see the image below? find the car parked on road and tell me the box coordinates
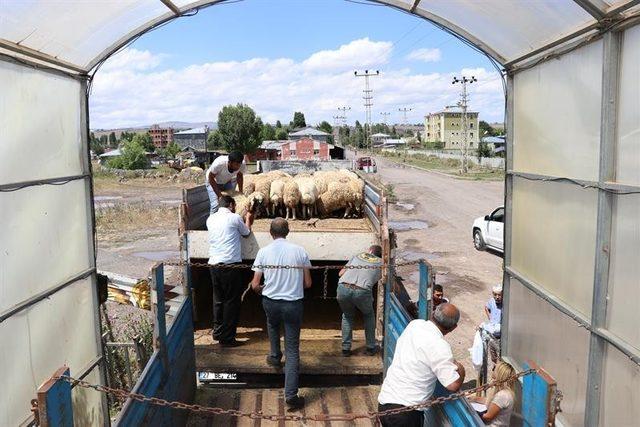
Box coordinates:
[355,156,377,173]
[473,206,504,253]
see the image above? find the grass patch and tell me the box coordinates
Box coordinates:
[96,203,178,233]
[381,151,504,181]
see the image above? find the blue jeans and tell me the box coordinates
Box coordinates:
[262,297,303,400]
[336,284,376,351]
[206,180,236,214]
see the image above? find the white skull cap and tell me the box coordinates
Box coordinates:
[492,284,503,293]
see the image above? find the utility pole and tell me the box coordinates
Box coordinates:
[398,107,413,125]
[335,106,350,146]
[379,112,391,125]
[354,70,379,151]
[451,75,477,174]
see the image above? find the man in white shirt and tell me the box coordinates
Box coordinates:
[250,218,312,411]
[207,195,254,346]
[206,151,246,214]
[378,303,466,426]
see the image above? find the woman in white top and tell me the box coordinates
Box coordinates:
[473,361,516,426]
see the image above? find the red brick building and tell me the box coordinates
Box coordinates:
[280,137,330,160]
[149,124,174,149]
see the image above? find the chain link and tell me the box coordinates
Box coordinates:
[162,259,423,270]
[57,369,536,422]
[323,267,329,299]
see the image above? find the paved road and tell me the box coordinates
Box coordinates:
[357,152,504,370]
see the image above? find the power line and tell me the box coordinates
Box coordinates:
[398,107,413,125]
[379,112,391,125]
[451,75,477,174]
[354,70,380,150]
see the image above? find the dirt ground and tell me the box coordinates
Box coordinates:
[95,158,504,375]
[359,152,504,375]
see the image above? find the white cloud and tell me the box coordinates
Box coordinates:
[302,38,392,72]
[90,44,504,129]
[99,48,166,72]
[406,48,441,62]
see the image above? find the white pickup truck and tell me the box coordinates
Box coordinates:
[472,206,504,253]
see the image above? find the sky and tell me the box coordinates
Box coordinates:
[89,0,505,129]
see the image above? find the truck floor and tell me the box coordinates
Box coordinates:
[186,384,381,426]
[194,327,383,376]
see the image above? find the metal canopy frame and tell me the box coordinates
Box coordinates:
[1,0,638,74]
[503,18,640,427]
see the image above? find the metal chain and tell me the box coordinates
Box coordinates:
[323,267,329,299]
[57,369,536,422]
[162,259,423,270]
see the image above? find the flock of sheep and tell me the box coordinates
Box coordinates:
[227,169,365,220]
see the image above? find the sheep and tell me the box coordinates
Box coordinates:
[283,180,301,220]
[251,174,279,217]
[312,171,329,195]
[347,177,365,217]
[317,181,353,218]
[239,174,258,196]
[269,178,288,217]
[294,175,318,219]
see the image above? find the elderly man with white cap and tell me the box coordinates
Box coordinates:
[483,284,503,364]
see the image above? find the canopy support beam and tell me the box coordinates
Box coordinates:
[160,0,181,15]
[573,0,608,20]
[0,38,86,74]
[410,0,421,13]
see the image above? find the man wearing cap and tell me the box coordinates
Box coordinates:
[483,284,503,363]
[336,245,383,357]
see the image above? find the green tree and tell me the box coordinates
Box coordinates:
[275,128,288,140]
[290,111,306,129]
[351,121,365,148]
[162,142,181,159]
[275,120,282,128]
[217,103,262,153]
[207,130,224,150]
[260,123,276,142]
[317,121,333,134]
[108,139,150,170]
[90,140,105,156]
[131,132,154,152]
[120,131,135,142]
[99,134,108,145]
[479,120,498,137]
[108,131,117,145]
[477,141,493,159]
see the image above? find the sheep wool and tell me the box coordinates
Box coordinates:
[283,180,301,220]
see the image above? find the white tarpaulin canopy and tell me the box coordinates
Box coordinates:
[0,0,638,71]
[0,1,638,426]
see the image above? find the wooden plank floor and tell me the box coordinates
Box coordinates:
[187,385,381,426]
[195,327,382,376]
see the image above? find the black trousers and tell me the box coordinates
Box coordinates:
[209,264,245,342]
[378,403,424,427]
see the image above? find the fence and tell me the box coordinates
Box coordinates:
[381,148,505,169]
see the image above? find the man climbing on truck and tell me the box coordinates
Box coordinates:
[378,303,466,426]
[205,151,246,214]
[207,195,254,346]
[336,245,383,357]
[250,218,312,411]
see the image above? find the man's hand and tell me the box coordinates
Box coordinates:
[454,360,466,381]
[244,211,255,229]
[251,281,263,294]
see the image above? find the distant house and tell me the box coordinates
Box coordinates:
[247,141,284,162]
[98,148,122,165]
[280,137,330,160]
[288,127,331,143]
[381,138,407,148]
[149,124,174,149]
[482,135,506,153]
[424,106,479,150]
[174,126,209,150]
[371,133,390,146]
